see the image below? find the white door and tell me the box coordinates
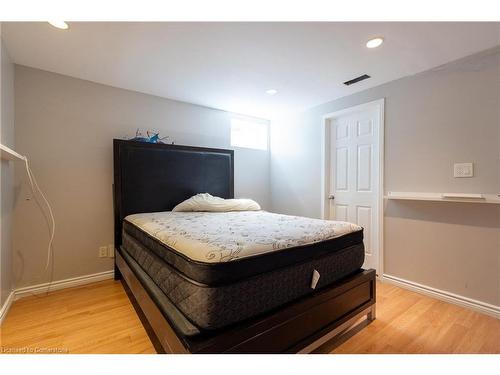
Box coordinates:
[328,104,380,273]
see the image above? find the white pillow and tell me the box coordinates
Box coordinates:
[172,193,261,212]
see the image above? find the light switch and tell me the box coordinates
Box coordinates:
[454,163,473,178]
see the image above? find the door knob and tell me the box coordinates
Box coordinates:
[328,195,335,200]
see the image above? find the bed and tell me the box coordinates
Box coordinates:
[113,139,376,353]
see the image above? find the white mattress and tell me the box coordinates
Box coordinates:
[125,211,361,264]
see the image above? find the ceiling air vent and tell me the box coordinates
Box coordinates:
[343,74,371,86]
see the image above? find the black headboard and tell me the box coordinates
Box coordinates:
[113,139,234,246]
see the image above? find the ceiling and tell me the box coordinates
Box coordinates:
[3,22,500,119]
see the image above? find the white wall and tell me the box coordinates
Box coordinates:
[13,66,270,288]
[271,47,500,307]
[0,27,15,307]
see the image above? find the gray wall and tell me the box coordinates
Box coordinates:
[271,48,500,306]
[13,66,270,288]
[0,30,15,306]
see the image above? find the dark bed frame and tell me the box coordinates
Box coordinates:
[113,139,376,353]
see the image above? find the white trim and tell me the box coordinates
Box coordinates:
[381,273,500,319]
[319,114,329,220]
[14,270,114,300]
[0,290,15,325]
[320,98,385,275]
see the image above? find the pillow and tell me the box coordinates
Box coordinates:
[172,193,261,212]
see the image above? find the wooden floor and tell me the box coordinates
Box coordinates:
[0,280,155,354]
[1,279,499,354]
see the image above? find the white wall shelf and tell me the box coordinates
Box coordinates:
[386,191,500,204]
[0,143,26,161]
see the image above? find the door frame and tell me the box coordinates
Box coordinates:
[320,98,385,275]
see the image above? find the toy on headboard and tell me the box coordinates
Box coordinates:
[130,129,173,144]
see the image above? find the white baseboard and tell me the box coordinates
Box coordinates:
[381,273,500,319]
[14,270,115,300]
[0,290,15,325]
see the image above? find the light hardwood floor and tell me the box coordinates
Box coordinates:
[0,280,155,354]
[1,280,499,354]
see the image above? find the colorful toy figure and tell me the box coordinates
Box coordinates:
[131,129,172,144]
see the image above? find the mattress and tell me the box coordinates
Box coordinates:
[124,211,363,285]
[121,211,365,331]
[122,232,364,331]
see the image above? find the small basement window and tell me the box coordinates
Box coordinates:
[230,119,268,150]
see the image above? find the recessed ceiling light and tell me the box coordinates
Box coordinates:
[48,21,69,30]
[265,89,278,95]
[366,37,384,49]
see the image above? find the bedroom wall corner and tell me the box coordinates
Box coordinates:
[270,111,322,219]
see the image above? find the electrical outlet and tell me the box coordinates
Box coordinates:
[454,163,473,178]
[107,244,115,258]
[98,246,108,258]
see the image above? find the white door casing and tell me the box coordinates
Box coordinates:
[322,100,383,274]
